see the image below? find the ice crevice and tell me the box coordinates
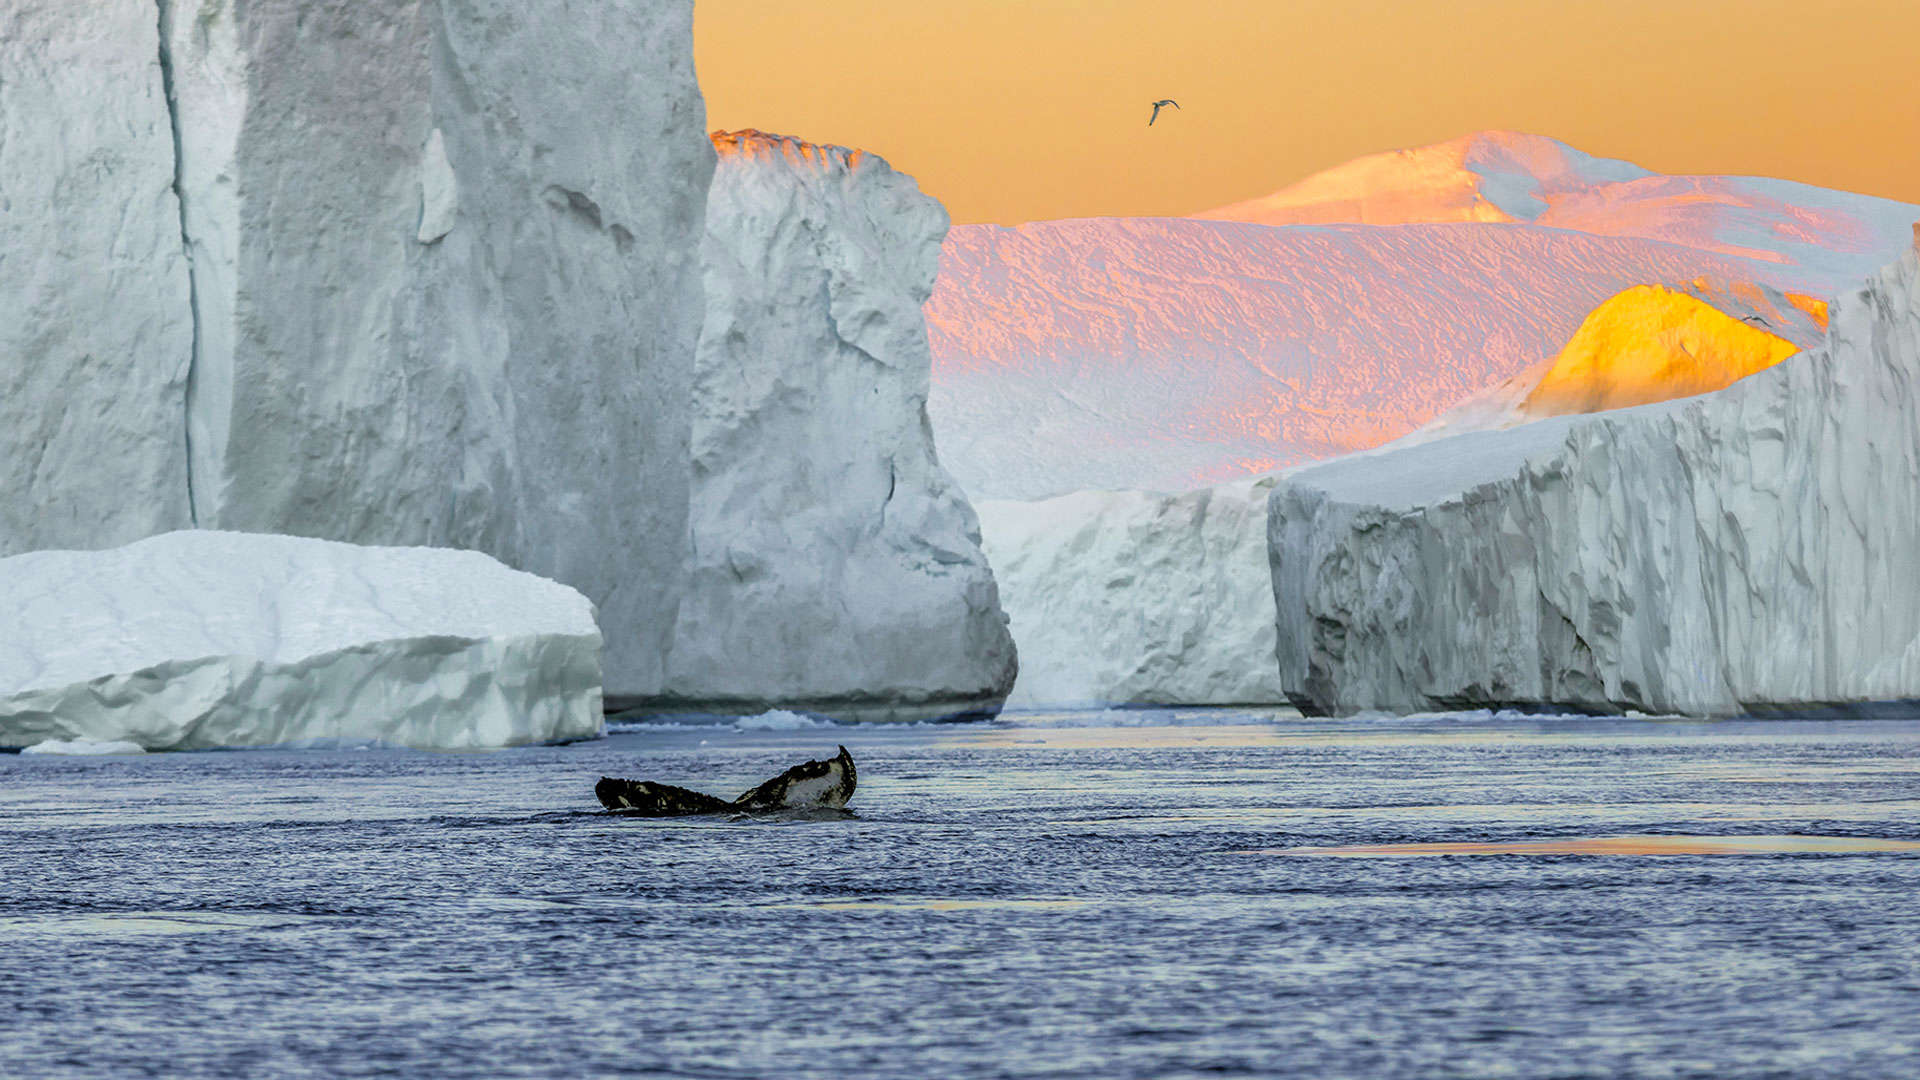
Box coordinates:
[153,0,199,527]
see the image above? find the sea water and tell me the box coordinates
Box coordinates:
[5,711,1920,1079]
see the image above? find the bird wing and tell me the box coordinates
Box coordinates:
[1148,102,1162,125]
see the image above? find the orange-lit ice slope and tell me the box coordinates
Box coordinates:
[928,132,1916,499]
[1518,286,1799,416]
[1196,132,1920,285]
[928,221,1820,499]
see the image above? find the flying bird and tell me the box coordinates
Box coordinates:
[1148,99,1180,126]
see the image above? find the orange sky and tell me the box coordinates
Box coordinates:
[696,0,1920,225]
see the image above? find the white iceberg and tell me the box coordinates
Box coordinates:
[1268,250,1920,716]
[979,282,1832,711]
[0,532,602,751]
[660,131,1016,722]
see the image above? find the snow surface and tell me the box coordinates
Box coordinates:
[979,479,1280,708]
[0,0,193,554]
[928,219,1828,501]
[0,532,602,751]
[6,0,714,698]
[1268,252,1920,716]
[1196,132,1920,285]
[1195,131,1653,226]
[660,132,1016,721]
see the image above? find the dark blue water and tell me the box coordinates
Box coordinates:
[6,711,1920,1079]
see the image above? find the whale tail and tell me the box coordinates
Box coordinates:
[596,746,857,816]
[594,776,735,816]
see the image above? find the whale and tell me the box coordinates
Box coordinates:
[596,745,857,816]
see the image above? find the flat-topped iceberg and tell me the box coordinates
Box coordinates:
[0,532,602,751]
[1269,251,1920,716]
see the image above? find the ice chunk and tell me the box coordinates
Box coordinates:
[731,710,834,731]
[0,532,602,751]
[416,128,458,244]
[21,740,146,756]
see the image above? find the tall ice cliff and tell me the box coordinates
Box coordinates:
[657,131,1016,720]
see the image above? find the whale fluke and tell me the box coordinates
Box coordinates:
[596,745,857,816]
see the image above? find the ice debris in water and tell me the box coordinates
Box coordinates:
[22,739,146,756]
[732,709,836,731]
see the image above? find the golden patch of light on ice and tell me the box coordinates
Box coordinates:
[1519,284,1799,416]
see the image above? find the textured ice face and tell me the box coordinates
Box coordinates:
[0,0,193,555]
[1269,253,1920,716]
[979,479,1282,708]
[661,131,1016,720]
[162,0,711,698]
[0,532,602,751]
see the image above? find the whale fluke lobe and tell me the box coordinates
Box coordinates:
[596,746,857,817]
[734,745,857,813]
[594,777,736,816]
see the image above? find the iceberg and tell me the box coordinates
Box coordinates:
[1268,250,1920,716]
[0,532,602,751]
[981,279,1842,710]
[658,132,1016,722]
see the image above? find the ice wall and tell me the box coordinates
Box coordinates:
[1269,253,1920,716]
[658,132,1016,720]
[0,532,601,751]
[980,480,1281,708]
[2,1,713,697]
[0,0,194,553]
